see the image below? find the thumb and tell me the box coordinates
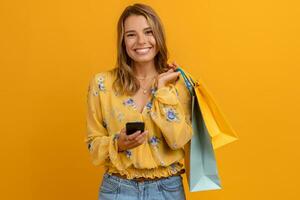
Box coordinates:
[120,127,126,134]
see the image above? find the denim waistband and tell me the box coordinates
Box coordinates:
[103,172,182,187]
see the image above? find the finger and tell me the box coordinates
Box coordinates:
[120,127,126,134]
[168,62,176,68]
[126,137,145,149]
[166,71,180,78]
[158,69,172,78]
[167,63,173,68]
[163,72,181,83]
[133,130,148,142]
[127,130,142,141]
[166,68,174,73]
[173,61,179,70]
[137,134,147,144]
[130,136,147,148]
[170,61,176,68]
[126,131,147,147]
[133,138,147,147]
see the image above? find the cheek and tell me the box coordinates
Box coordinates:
[149,36,157,48]
[150,37,157,51]
[151,37,156,44]
[124,39,134,52]
[124,40,132,54]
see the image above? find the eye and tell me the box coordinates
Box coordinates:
[126,33,135,37]
[145,30,153,35]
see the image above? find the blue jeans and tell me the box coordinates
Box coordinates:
[99,173,186,200]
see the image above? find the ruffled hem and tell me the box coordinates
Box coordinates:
[106,162,185,179]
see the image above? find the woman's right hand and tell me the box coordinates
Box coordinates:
[117,128,148,152]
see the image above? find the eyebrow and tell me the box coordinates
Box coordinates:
[125,27,152,34]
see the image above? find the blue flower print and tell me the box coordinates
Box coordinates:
[151,87,157,95]
[123,98,134,105]
[149,136,160,147]
[163,107,180,122]
[97,76,105,91]
[124,150,132,158]
[123,98,137,110]
[145,101,153,110]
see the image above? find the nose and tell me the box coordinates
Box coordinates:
[137,34,146,44]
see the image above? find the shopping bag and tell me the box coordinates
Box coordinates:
[176,67,238,192]
[177,67,239,148]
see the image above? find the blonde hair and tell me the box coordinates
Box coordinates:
[112,3,169,96]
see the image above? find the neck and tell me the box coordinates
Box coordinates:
[132,60,158,78]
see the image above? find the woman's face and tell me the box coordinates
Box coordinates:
[123,15,158,65]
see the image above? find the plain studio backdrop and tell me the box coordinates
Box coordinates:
[0,0,299,199]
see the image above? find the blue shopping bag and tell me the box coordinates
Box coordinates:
[176,67,238,192]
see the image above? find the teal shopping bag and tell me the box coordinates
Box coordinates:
[177,67,222,192]
[188,94,222,191]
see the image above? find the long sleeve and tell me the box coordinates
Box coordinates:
[85,75,127,170]
[150,83,193,150]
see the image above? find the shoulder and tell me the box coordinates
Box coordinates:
[93,69,114,82]
[90,69,116,91]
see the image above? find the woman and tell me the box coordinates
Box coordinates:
[86,3,192,200]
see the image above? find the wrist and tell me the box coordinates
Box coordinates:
[116,140,124,152]
[118,146,125,152]
[157,81,166,89]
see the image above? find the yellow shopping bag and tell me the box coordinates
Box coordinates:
[178,67,239,149]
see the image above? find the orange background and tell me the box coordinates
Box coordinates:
[1,0,300,199]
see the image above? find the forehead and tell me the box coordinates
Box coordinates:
[124,15,151,31]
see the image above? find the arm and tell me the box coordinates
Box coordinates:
[85,75,127,170]
[150,83,193,150]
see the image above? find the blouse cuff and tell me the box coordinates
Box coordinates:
[153,85,179,105]
[109,134,127,171]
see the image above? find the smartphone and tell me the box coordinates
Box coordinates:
[126,122,145,135]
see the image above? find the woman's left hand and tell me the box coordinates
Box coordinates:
[167,61,180,71]
[157,61,180,88]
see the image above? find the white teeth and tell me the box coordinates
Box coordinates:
[135,48,151,55]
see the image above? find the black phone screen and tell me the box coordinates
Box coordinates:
[126,122,145,135]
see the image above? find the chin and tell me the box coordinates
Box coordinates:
[134,57,155,63]
[129,53,157,64]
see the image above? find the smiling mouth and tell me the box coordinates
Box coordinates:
[134,47,152,55]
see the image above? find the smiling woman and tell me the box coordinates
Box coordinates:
[85,3,192,200]
[123,15,158,63]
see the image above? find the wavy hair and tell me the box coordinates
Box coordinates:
[112,3,169,96]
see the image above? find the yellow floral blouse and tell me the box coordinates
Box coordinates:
[85,69,193,179]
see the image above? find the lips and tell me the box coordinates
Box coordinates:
[134,47,152,55]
